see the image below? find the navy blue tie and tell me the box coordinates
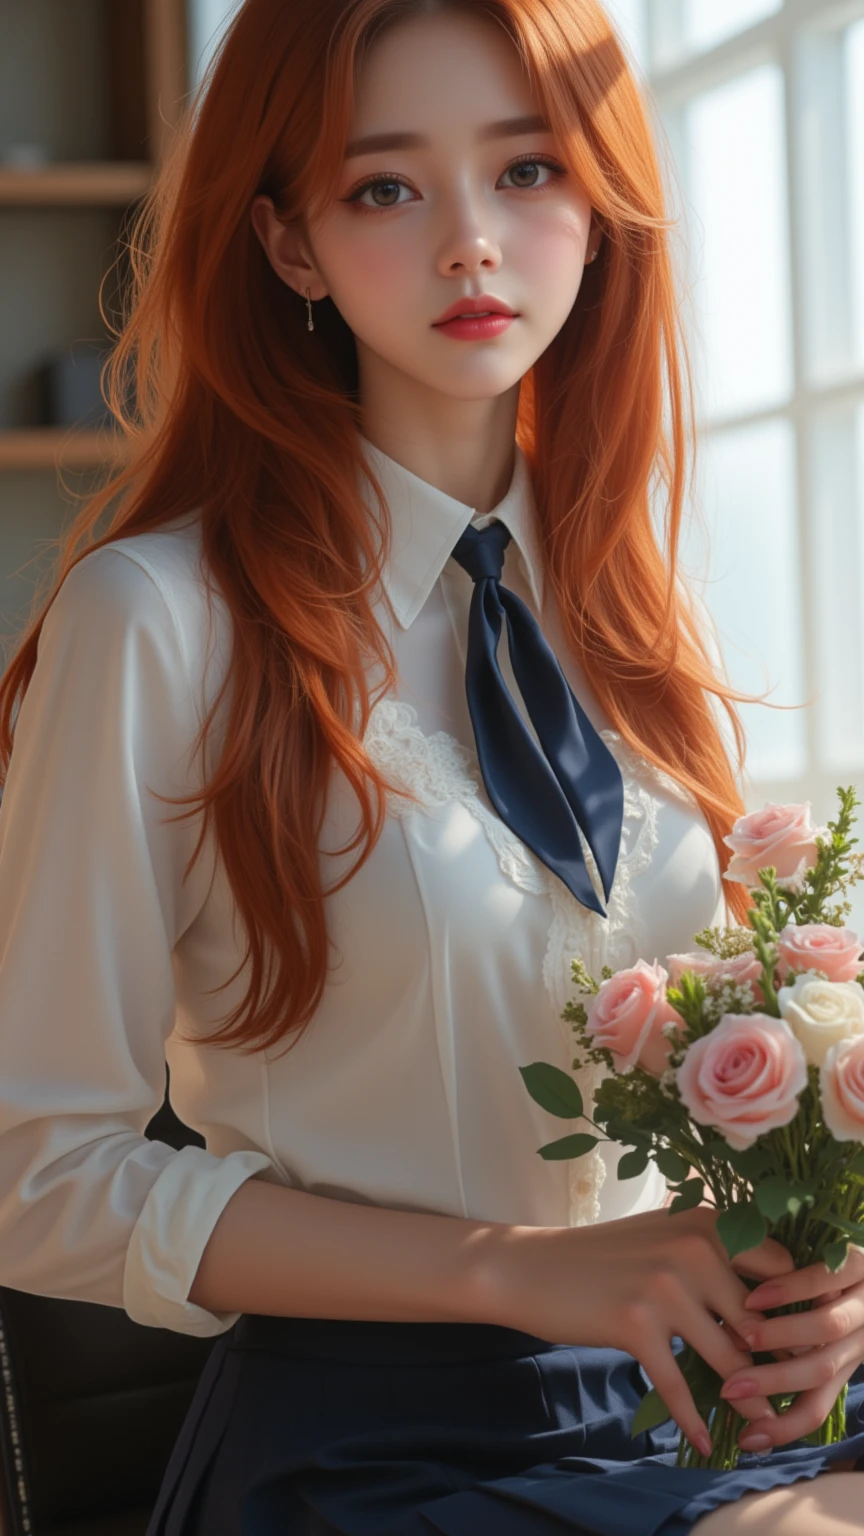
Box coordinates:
[450,519,624,918]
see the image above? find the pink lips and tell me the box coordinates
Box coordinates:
[432,296,516,326]
[434,314,515,339]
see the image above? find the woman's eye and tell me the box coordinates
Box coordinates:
[347,177,408,211]
[344,156,566,212]
[503,158,566,191]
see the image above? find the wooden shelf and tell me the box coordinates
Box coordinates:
[0,429,128,470]
[0,162,152,207]
[0,1,187,479]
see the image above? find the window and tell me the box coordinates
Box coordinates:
[607,0,864,932]
[188,0,240,85]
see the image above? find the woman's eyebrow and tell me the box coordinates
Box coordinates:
[344,113,551,159]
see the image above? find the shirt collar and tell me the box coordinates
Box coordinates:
[357,433,545,629]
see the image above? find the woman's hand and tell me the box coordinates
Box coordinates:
[487,1206,796,1456]
[719,1245,864,1451]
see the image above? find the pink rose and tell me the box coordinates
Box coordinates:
[666,948,765,1004]
[585,958,684,1076]
[675,1013,808,1150]
[820,1035,864,1142]
[666,952,721,986]
[722,802,826,892]
[776,923,863,986]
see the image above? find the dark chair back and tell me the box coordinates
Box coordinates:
[0,1074,219,1535]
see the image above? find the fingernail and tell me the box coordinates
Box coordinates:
[739,1432,772,1451]
[748,1286,781,1308]
[697,1428,713,1457]
[737,1326,757,1347]
[720,1378,758,1400]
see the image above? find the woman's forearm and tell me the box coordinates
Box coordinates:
[187,1174,528,1324]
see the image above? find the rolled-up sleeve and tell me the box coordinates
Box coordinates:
[0,546,277,1335]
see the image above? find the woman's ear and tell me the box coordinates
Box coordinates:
[250,195,326,301]
[587,215,603,260]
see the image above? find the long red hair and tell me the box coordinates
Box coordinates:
[0,0,784,1057]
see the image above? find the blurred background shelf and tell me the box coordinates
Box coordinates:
[0,162,152,206]
[0,429,126,470]
[0,0,188,645]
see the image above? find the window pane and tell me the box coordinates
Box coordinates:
[188,0,241,87]
[676,66,793,422]
[679,419,805,783]
[652,0,783,70]
[683,0,783,54]
[798,16,864,386]
[808,405,864,771]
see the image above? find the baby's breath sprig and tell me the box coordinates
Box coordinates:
[691,925,756,960]
[780,968,830,988]
[562,958,620,1070]
[568,957,599,995]
[699,977,758,1028]
[562,994,616,1073]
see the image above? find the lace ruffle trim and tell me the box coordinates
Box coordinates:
[364,697,683,1226]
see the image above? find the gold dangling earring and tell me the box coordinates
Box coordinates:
[305,287,314,331]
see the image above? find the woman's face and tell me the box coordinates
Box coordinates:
[253,8,599,418]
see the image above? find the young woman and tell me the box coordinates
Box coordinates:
[0,1,862,1532]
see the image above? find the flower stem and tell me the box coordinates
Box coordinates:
[676,1384,848,1471]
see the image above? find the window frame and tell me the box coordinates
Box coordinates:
[636,0,864,809]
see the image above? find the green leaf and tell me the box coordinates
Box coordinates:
[611,1125,652,1149]
[753,1177,816,1224]
[669,1178,705,1213]
[618,1146,650,1180]
[847,1150,864,1179]
[630,1386,673,1438]
[710,1141,775,1181]
[822,1213,864,1243]
[655,1148,690,1183]
[824,1239,850,1273]
[519,1063,584,1120]
[537,1133,599,1161]
[716,1203,769,1260]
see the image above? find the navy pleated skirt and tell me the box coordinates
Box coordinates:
[146,1313,864,1536]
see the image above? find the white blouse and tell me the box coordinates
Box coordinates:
[0,434,730,1338]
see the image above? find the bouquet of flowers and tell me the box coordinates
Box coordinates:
[520,788,864,1469]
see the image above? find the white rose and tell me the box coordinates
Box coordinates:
[777,973,864,1067]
